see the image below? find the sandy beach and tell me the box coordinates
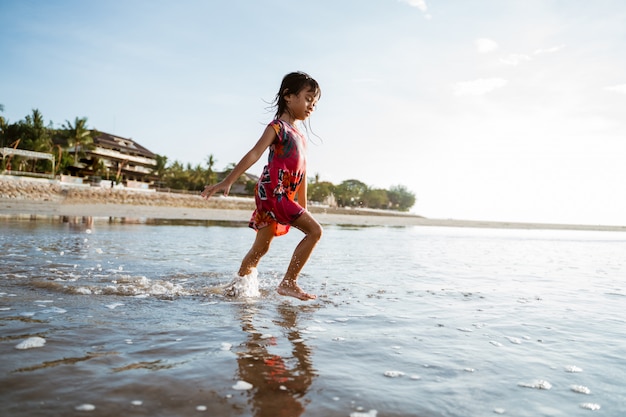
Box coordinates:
[1,175,625,231]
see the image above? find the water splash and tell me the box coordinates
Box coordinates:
[222,268,260,298]
[70,275,191,297]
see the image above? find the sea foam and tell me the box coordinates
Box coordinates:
[518,380,552,390]
[571,385,591,394]
[232,380,253,390]
[350,410,377,417]
[580,403,601,410]
[15,337,46,349]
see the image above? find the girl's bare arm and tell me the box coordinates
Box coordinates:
[201,125,276,199]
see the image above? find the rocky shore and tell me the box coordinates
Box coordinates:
[0,176,255,210]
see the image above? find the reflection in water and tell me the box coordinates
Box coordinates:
[236,303,317,417]
[62,215,94,230]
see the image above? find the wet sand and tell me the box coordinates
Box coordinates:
[2,199,625,231]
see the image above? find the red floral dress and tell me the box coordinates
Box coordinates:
[249,119,307,236]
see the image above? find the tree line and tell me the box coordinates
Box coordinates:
[0,108,92,176]
[1,107,416,211]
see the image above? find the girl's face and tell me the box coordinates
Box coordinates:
[285,87,319,121]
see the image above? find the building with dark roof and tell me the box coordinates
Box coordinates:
[68,131,157,187]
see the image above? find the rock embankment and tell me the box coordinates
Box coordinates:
[0,177,256,210]
[0,178,64,202]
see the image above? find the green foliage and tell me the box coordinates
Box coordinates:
[1,120,21,149]
[1,109,55,173]
[308,180,335,203]
[362,188,389,209]
[58,117,96,166]
[0,104,6,141]
[54,146,74,174]
[387,185,416,212]
[205,154,217,185]
[156,155,230,192]
[333,179,368,207]
[308,178,416,211]
[154,154,169,179]
[1,105,14,171]
[22,109,53,153]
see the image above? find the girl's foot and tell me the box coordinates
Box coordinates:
[277,281,317,301]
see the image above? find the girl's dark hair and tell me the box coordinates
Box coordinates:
[273,71,321,119]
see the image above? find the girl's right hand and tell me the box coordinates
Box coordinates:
[201,124,277,200]
[201,182,231,199]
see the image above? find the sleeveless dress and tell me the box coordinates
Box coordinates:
[249,119,307,236]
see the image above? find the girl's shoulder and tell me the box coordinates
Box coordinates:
[269,118,283,126]
[268,119,294,141]
[267,119,282,141]
[269,118,291,130]
[269,119,302,138]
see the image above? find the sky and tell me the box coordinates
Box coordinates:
[1,0,626,226]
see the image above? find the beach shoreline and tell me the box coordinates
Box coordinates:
[3,199,626,232]
[1,176,625,231]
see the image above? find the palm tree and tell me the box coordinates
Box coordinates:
[53,143,73,174]
[189,163,206,191]
[62,117,95,164]
[205,154,217,185]
[33,112,53,153]
[18,109,54,172]
[166,160,188,189]
[0,104,7,148]
[154,154,168,177]
[153,154,168,188]
[20,109,52,151]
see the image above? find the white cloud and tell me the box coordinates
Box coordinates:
[399,0,428,12]
[500,53,532,66]
[453,78,508,96]
[533,45,565,55]
[475,38,498,54]
[497,45,562,67]
[604,84,626,94]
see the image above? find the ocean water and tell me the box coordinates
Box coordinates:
[1,217,625,417]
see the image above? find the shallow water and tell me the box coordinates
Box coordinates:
[1,218,625,416]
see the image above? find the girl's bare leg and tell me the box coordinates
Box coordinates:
[238,225,275,276]
[277,212,323,301]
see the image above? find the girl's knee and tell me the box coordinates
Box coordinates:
[294,213,322,241]
[309,223,323,242]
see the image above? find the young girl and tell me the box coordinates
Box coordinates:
[201,72,322,301]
